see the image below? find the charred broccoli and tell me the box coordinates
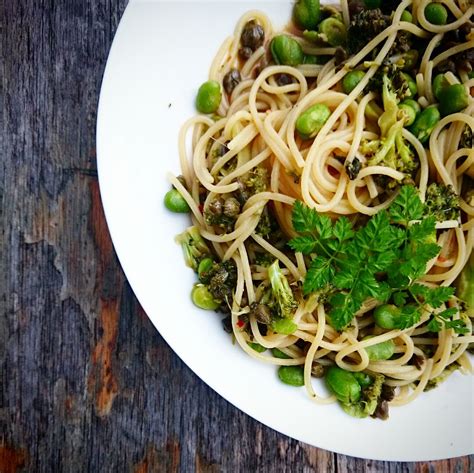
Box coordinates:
[360,74,418,177]
[205,260,238,303]
[425,183,460,221]
[347,8,412,58]
[268,260,298,319]
[175,226,211,271]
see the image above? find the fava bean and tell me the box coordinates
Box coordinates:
[325,366,361,404]
[409,105,440,143]
[424,3,448,25]
[271,35,304,66]
[272,348,291,359]
[432,73,449,100]
[248,342,266,353]
[296,103,331,139]
[400,10,413,23]
[373,304,400,329]
[191,284,220,310]
[399,98,420,126]
[342,70,365,94]
[164,189,190,213]
[402,72,417,97]
[438,84,469,116]
[196,80,222,114]
[278,365,305,386]
[364,337,396,361]
[318,17,347,47]
[198,257,214,282]
[292,0,321,30]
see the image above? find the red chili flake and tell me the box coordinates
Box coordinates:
[198,204,204,214]
[236,319,245,328]
[438,255,447,263]
[328,165,339,177]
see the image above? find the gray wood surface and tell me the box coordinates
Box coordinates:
[1,1,472,472]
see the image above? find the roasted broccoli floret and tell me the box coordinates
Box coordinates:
[267,260,298,319]
[361,75,418,177]
[347,9,411,58]
[368,63,413,102]
[236,166,269,204]
[459,125,472,150]
[175,226,211,271]
[425,183,460,221]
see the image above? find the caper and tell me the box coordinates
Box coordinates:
[270,35,304,66]
[250,302,272,325]
[311,362,325,378]
[292,0,321,30]
[424,3,448,25]
[276,73,295,86]
[342,70,365,94]
[208,198,224,215]
[196,80,222,114]
[164,189,190,213]
[278,366,305,386]
[191,284,220,310]
[318,17,347,47]
[223,69,242,95]
[223,197,241,217]
[438,84,469,116]
[295,103,331,139]
[325,366,361,404]
[239,46,253,60]
[241,20,265,51]
[409,105,441,143]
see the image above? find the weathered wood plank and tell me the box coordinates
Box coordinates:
[1,1,472,472]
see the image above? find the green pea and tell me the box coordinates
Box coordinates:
[198,257,214,281]
[342,70,365,94]
[303,54,327,65]
[318,17,347,47]
[363,337,396,361]
[438,84,469,116]
[424,2,448,25]
[196,80,222,114]
[325,366,361,404]
[373,304,400,329]
[409,105,441,143]
[272,347,291,359]
[296,103,331,139]
[400,10,413,23]
[248,342,266,353]
[399,99,420,126]
[164,189,190,213]
[402,72,417,97]
[278,366,305,386]
[432,73,450,100]
[292,0,321,30]
[191,284,220,310]
[270,35,304,66]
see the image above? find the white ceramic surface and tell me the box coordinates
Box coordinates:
[97,0,474,460]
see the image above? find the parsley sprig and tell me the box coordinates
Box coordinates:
[289,186,466,333]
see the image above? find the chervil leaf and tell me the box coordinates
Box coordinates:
[389,185,424,225]
[437,307,458,320]
[411,285,454,308]
[328,292,361,331]
[333,271,354,289]
[355,211,395,252]
[292,201,333,239]
[393,291,408,306]
[402,243,440,279]
[427,317,442,332]
[288,236,317,254]
[333,217,354,243]
[408,216,436,243]
[394,305,421,329]
[428,308,468,334]
[303,256,335,294]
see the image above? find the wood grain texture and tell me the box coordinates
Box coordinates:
[1,1,472,472]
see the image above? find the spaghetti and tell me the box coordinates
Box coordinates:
[169,0,474,418]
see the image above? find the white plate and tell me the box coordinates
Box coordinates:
[97,0,474,461]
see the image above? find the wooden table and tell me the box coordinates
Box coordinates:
[2,1,472,472]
